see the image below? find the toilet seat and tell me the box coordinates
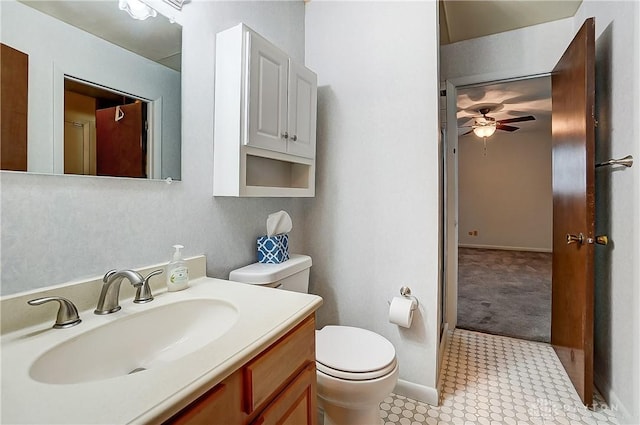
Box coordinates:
[316,326,397,381]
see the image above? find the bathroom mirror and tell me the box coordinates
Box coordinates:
[0,0,182,180]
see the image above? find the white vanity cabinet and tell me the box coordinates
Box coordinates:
[214,23,317,197]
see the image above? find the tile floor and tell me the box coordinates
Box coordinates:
[379,329,619,425]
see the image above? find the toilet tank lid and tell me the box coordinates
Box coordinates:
[228,254,312,285]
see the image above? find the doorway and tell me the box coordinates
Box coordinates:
[63,77,151,178]
[450,75,553,342]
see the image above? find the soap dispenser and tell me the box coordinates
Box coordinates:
[166,244,189,291]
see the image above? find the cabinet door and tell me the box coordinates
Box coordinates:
[246,32,289,154]
[286,60,317,159]
[243,316,316,415]
[251,362,317,425]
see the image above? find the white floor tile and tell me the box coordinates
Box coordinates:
[379,329,619,425]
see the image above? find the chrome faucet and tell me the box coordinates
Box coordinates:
[95,269,163,315]
[27,296,82,329]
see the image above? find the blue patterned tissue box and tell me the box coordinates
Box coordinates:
[257,234,289,264]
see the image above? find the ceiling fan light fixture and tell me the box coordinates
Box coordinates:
[473,119,497,138]
[119,0,157,20]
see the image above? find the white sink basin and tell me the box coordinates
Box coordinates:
[29,299,238,384]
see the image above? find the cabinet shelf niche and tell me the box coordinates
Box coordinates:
[240,147,315,197]
[246,155,311,189]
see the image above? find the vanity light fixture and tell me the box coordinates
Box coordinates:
[163,0,185,10]
[119,0,157,20]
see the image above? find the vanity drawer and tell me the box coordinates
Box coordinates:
[167,370,242,425]
[243,315,315,415]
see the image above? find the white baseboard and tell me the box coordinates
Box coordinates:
[394,324,449,407]
[594,371,635,424]
[458,243,552,253]
[393,379,439,406]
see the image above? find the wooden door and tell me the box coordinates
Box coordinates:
[96,102,145,178]
[246,31,288,154]
[551,17,595,406]
[286,60,317,159]
[1,43,28,171]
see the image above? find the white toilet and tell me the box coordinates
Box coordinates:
[229,254,399,425]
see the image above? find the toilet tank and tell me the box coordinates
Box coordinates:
[228,254,312,293]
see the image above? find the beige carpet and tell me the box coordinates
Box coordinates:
[457,247,551,342]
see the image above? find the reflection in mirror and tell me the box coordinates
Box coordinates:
[0,0,182,180]
[64,78,153,178]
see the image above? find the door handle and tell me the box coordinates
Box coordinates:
[566,233,585,245]
[585,235,608,245]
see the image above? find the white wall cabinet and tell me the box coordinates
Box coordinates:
[214,23,317,197]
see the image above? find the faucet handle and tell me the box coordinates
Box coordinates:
[27,296,82,329]
[134,269,163,304]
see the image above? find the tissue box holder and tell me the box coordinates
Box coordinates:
[257,234,289,264]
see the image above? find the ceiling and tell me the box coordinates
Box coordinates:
[444,1,582,138]
[457,76,551,137]
[440,0,582,45]
[19,0,182,71]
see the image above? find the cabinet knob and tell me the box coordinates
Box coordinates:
[290,135,297,142]
[281,132,289,139]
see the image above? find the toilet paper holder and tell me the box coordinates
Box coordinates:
[388,286,419,311]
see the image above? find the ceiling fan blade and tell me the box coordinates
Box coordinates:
[457,117,475,127]
[497,115,535,124]
[497,124,519,132]
[460,129,474,136]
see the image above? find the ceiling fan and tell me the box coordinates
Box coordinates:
[460,107,536,137]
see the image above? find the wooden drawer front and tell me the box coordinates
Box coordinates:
[251,362,317,425]
[166,370,242,425]
[244,316,315,415]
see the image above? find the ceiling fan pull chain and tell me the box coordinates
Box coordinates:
[483,137,488,156]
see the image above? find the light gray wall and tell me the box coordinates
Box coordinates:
[0,1,307,296]
[442,4,640,423]
[441,17,574,85]
[574,2,640,423]
[304,1,441,397]
[458,128,552,251]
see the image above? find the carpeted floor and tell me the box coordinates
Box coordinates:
[457,247,551,342]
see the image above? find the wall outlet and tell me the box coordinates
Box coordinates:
[468,230,479,236]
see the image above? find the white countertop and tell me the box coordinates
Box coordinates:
[1,276,322,424]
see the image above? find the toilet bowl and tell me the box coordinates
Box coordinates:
[229,255,399,425]
[316,325,399,425]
